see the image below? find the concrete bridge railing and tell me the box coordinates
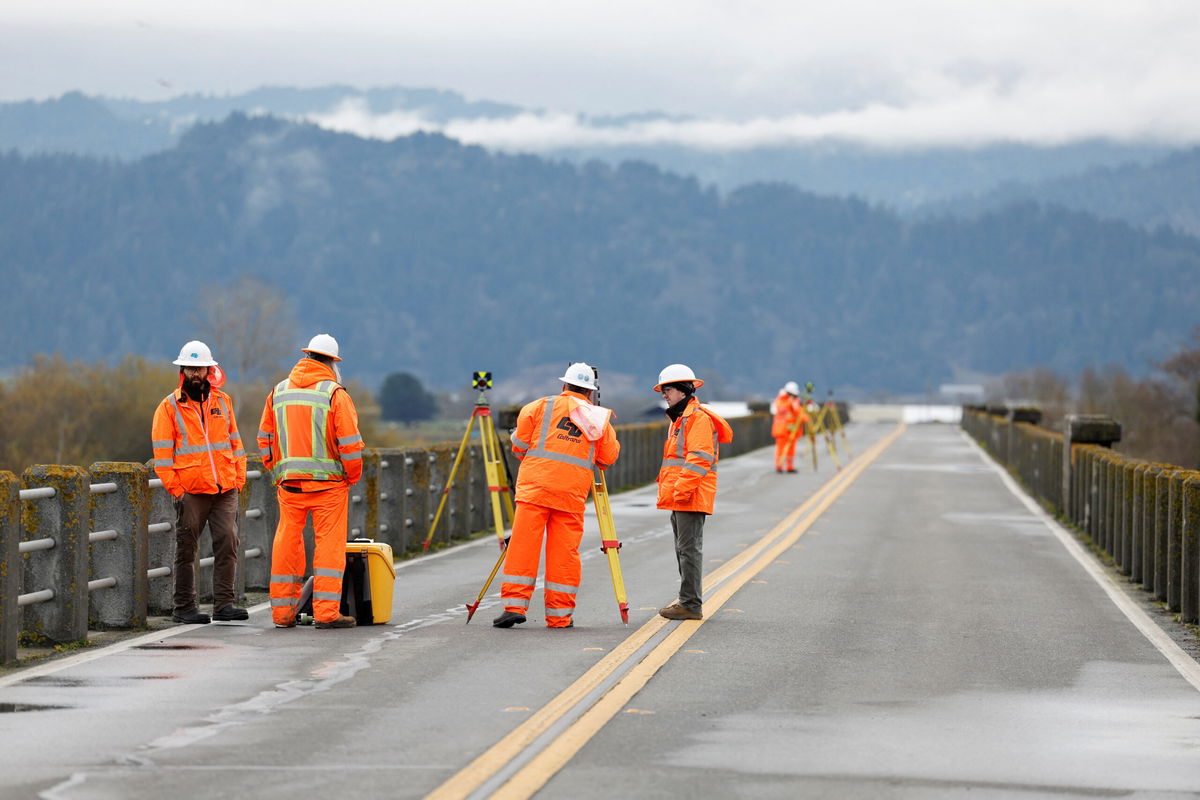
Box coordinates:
[0,412,772,663]
[962,407,1200,626]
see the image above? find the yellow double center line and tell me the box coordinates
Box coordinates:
[429,423,906,800]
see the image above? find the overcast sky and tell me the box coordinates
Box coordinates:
[3,1,1199,151]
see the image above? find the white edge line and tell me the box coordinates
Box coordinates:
[961,429,1200,693]
[0,532,502,688]
[0,621,201,688]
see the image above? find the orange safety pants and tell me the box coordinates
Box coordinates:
[774,433,800,471]
[500,501,583,628]
[270,484,349,625]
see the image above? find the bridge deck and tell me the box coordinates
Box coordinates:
[2,423,1198,798]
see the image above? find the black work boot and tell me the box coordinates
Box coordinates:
[213,605,249,621]
[492,611,527,628]
[171,608,211,624]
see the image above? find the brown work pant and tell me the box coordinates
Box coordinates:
[174,489,240,613]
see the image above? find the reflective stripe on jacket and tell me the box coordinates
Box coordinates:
[257,358,365,488]
[151,384,247,497]
[511,390,620,513]
[656,397,734,514]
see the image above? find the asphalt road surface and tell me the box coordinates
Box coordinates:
[2,422,1198,799]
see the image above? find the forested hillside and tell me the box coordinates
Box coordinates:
[927,147,1200,237]
[1,113,1197,398]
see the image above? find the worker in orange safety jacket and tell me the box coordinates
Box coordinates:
[151,340,248,625]
[770,380,809,473]
[494,362,620,629]
[257,334,365,630]
[653,364,733,621]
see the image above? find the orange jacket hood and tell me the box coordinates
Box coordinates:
[286,357,338,389]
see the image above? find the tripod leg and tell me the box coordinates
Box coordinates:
[479,412,510,547]
[593,470,629,624]
[423,412,477,551]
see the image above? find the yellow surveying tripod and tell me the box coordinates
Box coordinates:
[424,371,515,554]
[817,393,852,461]
[801,382,841,471]
[585,365,629,624]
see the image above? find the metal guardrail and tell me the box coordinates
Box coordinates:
[961,407,1200,626]
[0,413,773,662]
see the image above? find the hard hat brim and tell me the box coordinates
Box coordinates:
[302,348,342,362]
[652,378,704,392]
[173,358,218,366]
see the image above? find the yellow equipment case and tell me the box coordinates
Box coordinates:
[343,538,395,624]
[297,538,395,625]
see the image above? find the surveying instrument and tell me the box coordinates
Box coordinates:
[423,371,515,555]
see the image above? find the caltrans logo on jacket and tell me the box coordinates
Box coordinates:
[511,391,620,513]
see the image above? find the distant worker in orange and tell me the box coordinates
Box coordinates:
[653,364,733,621]
[258,334,365,630]
[151,340,248,625]
[495,362,620,629]
[770,380,808,473]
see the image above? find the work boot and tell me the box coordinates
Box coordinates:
[658,604,702,621]
[213,605,249,621]
[171,608,211,625]
[315,614,356,629]
[492,611,527,628]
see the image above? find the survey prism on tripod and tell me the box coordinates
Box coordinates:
[422,371,515,552]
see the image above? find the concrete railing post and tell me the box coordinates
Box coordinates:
[239,463,276,591]
[1129,463,1150,584]
[22,465,90,644]
[146,482,177,614]
[1105,454,1118,560]
[1141,465,1161,593]
[1113,455,1132,575]
[406,447,432,553]
[467,442,486,535]
[1181,475,1200,624]
[348,450,380,539]
[1,471,20,664]
[87,462,150,628]
[373,450,404,552]
[1153,468,1175,602]
[1167,471,1186,612]
[1062,415,1121,525]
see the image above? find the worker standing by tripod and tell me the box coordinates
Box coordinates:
[494,363,620,630]
[770,380,808,473]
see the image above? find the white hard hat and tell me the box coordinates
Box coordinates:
[558,362,597,391]
[784,381,801,395]
[302,333,341,361]
[652,363,704,392]
[173,340,218,367]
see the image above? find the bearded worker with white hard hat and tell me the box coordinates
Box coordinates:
[151,340,248,624]
[494,362,620,629]
[652,364,733,621]
[257,334,365,629]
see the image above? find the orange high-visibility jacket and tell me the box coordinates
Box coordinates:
[257,358,365,489]
[771,392,808,439]
[152,380,247,497]
[511,390,620,513]
[656,397,734,514]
